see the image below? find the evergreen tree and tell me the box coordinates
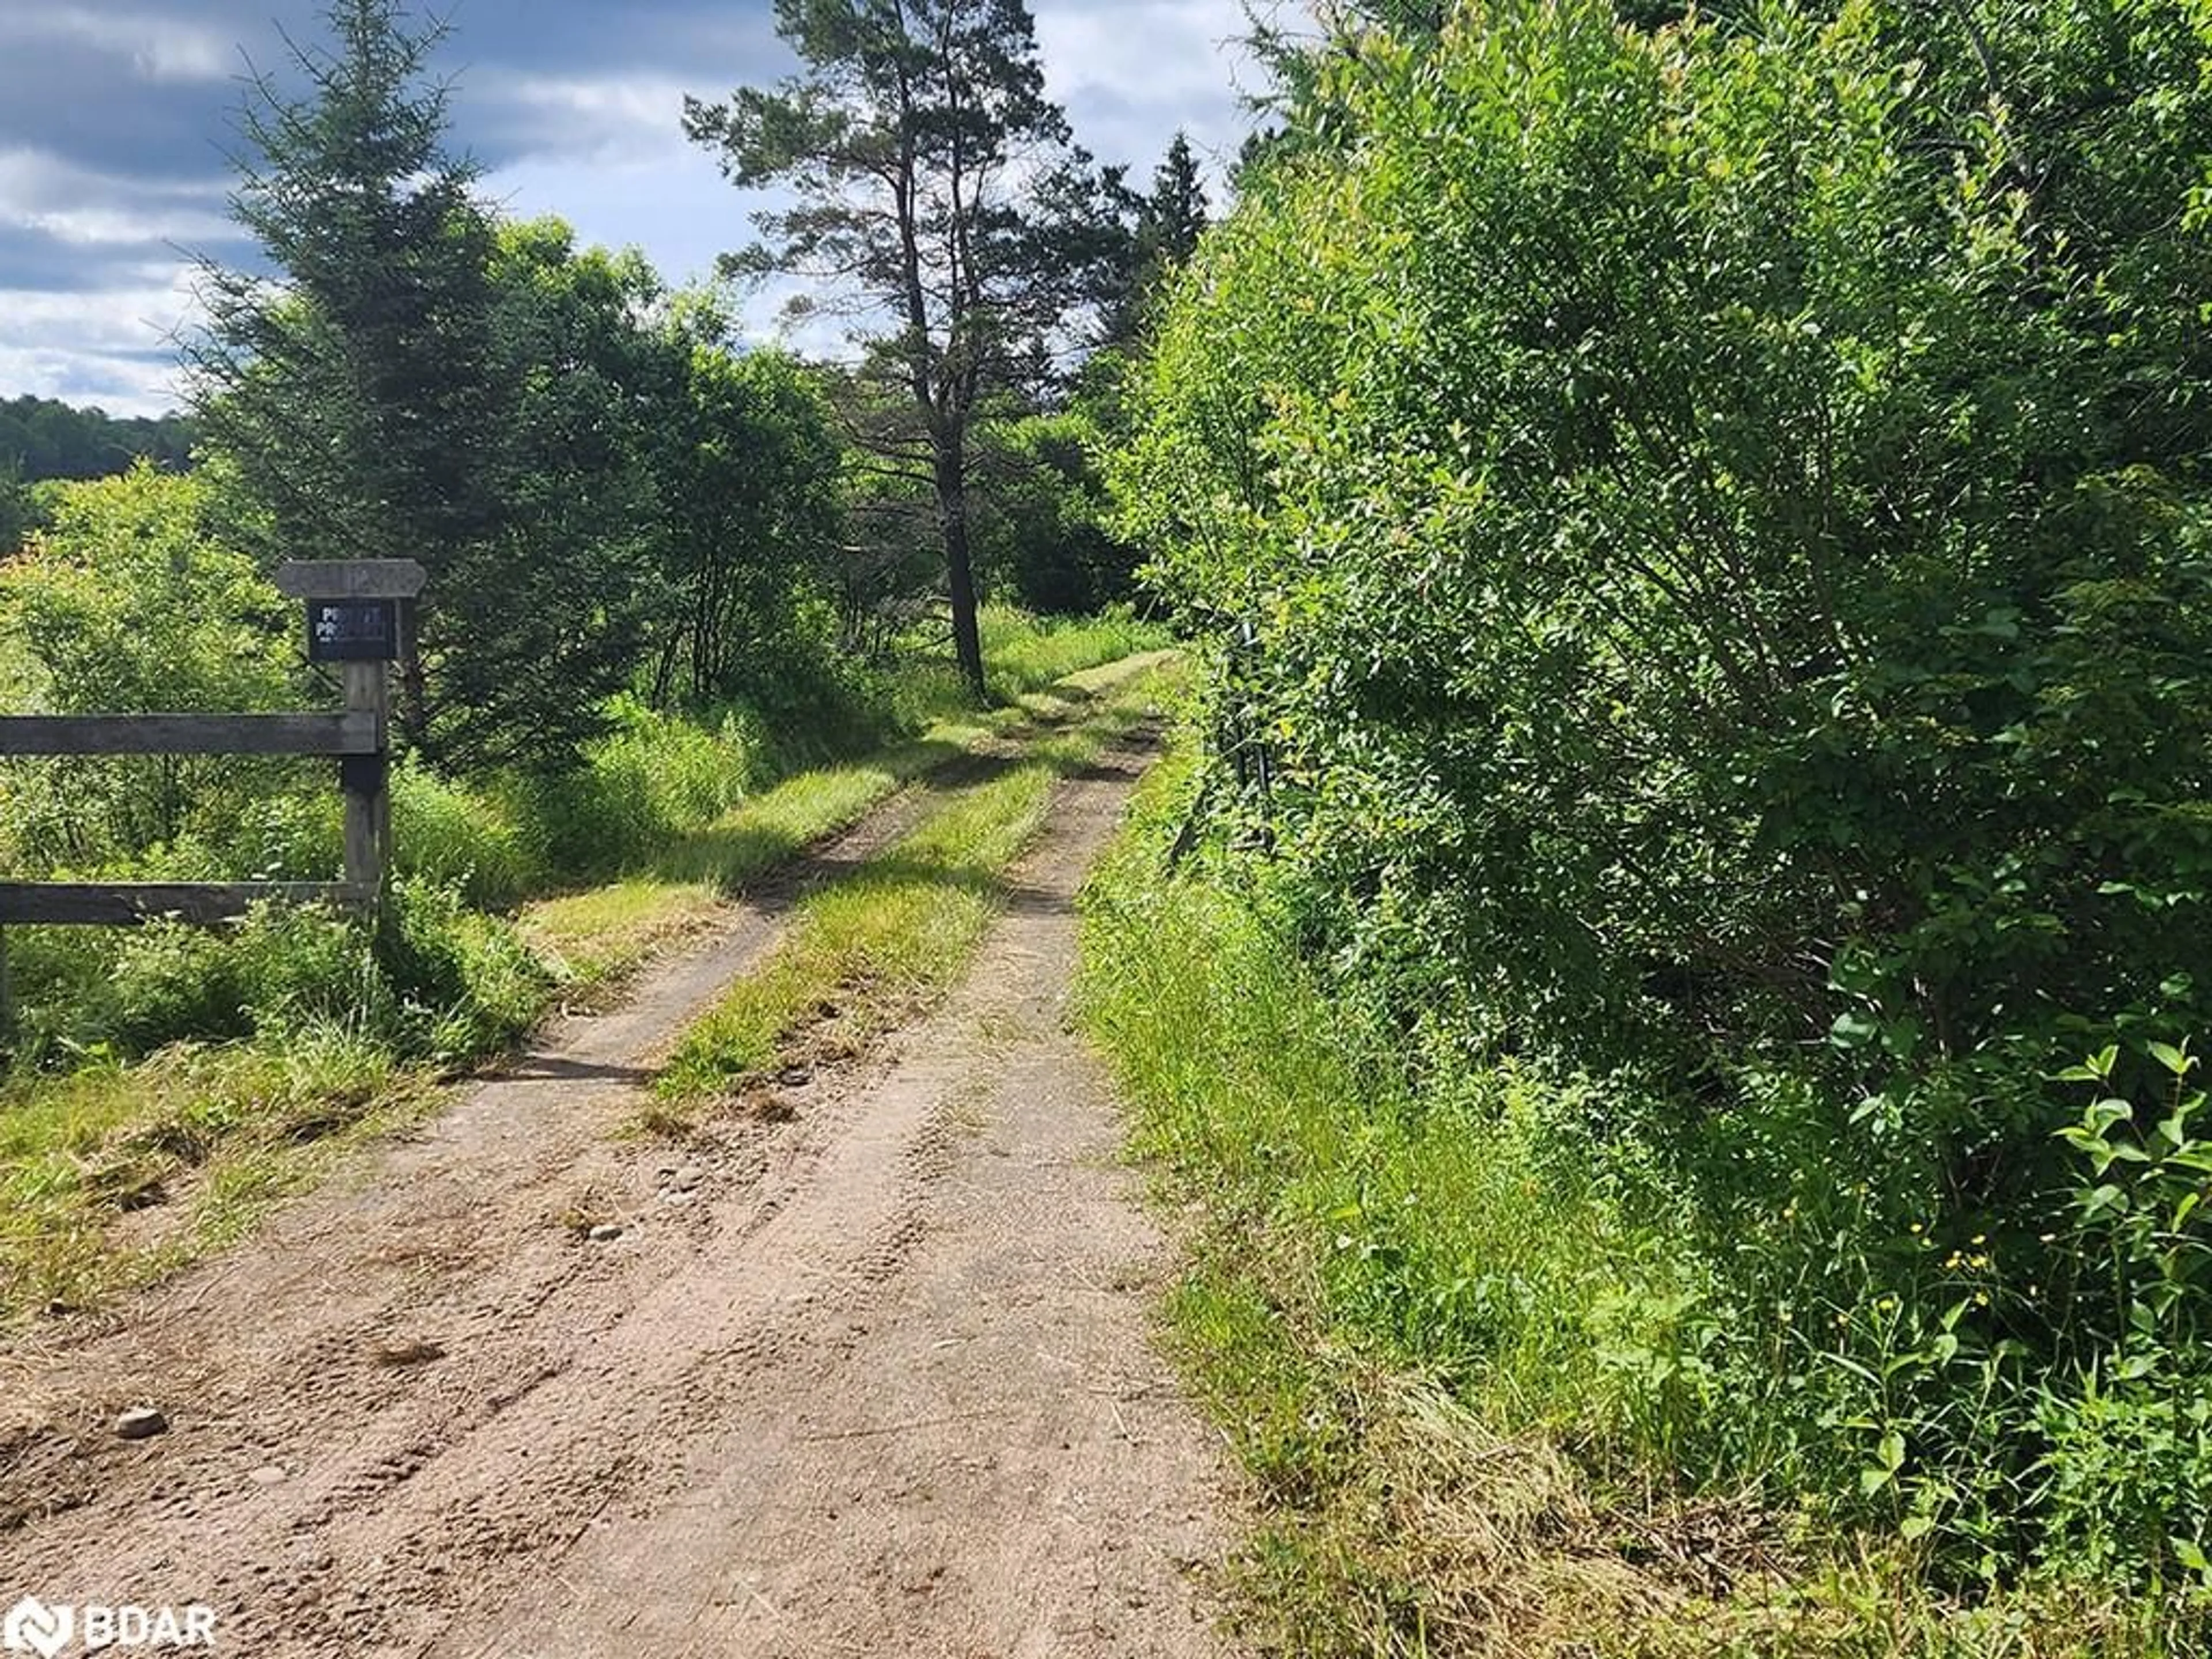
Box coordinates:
[191,0,498,584]
[684,0,1117,696]
[1101,132,1211,346]
[188,1,656,767]
[1143,133,1209,270]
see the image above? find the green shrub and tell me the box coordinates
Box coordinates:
[1113,0,2212,1601]
[391,763,545,906]
[1082,735,2203,1650]
[105,924,252,1052]
[529,695,759,877]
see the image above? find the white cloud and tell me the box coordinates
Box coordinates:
[0,8,231,83]
[0,267,200,414]
[470,69,698,165]
[1033,0,1257,176]
[0,146,226,213]
[18,202,234,249]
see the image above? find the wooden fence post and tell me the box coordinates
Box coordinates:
[279,559,423,916]
[340,659,391,900]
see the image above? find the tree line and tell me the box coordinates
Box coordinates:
[0,396,195,483]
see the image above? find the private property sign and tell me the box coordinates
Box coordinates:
[306,597,399,662]
[277,557,424,665]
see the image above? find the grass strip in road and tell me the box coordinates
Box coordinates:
[650,668,1172,1124]
[519,748,951,998]
[520,650,1179,1001]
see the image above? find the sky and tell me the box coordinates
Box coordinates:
[0,0,1263,418]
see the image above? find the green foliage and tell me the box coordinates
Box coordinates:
[0,465,34,555]
[193,0,501,607]
[527,695,762,879]
[0,465,298,866]
[1081,733,2198,1653]
[974,407,1141,614]
[6,884,541,1073]
[1116,0,2212,1604]
[1,464,290,717]
[655,340,846,706]
[1098,131,1211,349]
[193,6,710,771]
[976,603,1167,698]
[389,763,544,907]
[0,395,195,483]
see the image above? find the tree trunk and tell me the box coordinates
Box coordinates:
[935,446,986,699]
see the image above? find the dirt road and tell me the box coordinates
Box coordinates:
[0,732,1233,1657]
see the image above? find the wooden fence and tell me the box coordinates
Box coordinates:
[0,559,422,1039]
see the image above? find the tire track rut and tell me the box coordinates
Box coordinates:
[0,723,1234,1659]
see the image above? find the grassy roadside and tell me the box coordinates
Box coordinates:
[1074,732,2181,1659]
[652,660,1174,1127]
[0,645,1176,1330]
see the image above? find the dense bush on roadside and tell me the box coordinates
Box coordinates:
[1114,0,2212,1604]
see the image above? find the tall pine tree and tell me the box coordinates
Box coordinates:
[684,0,1116,696]
[191,0,498,641]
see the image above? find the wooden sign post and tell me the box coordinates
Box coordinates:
[278,560,427,908]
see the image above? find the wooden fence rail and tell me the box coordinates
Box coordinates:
[0,712,380,757]
[0,881,373,926]
[0,559,422,1045]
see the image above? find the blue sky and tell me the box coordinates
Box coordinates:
[0,1,1260,416]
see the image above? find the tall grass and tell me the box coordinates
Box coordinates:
[1,607,1171,1065]
[978,603,1168,699]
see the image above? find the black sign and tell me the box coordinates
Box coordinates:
[305,599,399,662]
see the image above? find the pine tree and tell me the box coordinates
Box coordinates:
[1143,133,1209,271]
[188,1,665,767]
[1098,132,1211,349]
[685,0,1118,697]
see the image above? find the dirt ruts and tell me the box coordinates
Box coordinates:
[0,728,1233,1658]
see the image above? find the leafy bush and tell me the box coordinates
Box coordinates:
[527,695,762,878]
[1082,739,2196,1652]
[0,464,299,870]
[1115,0,2212,1599]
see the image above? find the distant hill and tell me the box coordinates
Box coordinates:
[0,395,196,482]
